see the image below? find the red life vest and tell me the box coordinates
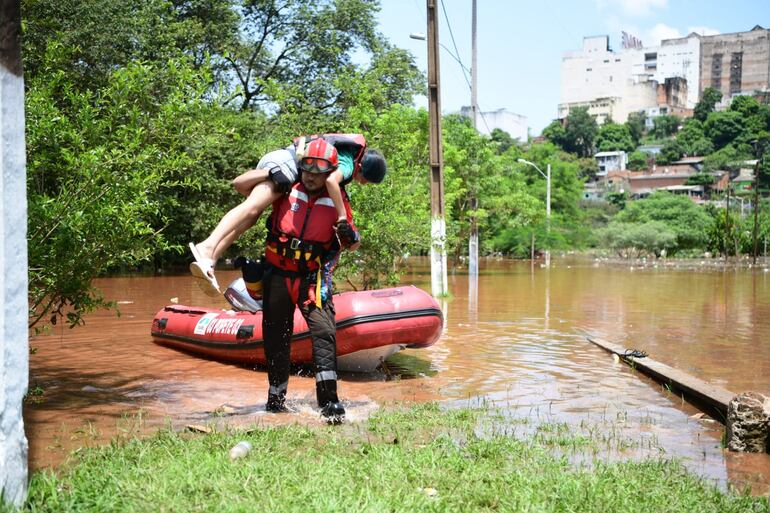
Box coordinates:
[294,133,367,185]
[264,183,341,273]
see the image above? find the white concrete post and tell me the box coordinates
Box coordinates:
[0,0,30,506]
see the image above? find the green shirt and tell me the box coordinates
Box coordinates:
[338,149,355,182]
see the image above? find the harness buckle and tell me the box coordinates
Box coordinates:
[290,238,301,250]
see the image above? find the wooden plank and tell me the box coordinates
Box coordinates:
[586,335,735,423]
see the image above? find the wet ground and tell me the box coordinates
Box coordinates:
[25,257,770,494]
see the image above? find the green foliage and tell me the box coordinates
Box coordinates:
[677,118,714,157]
[490,128,516,154]
[22,0,239,91]
[650,114,680,139]
[614,192,711,253]
[599,220,678,258]
[694,87,723,122]
[564,107,598,157]
[333,105,430,289]
[596,122,635,152]
[543,109,598,157]
[26,52,211,330]
[627,151,650,171]
[625,111,647,145]
[705,111,746,150]
[541,119,567,148]
[657,138,684,164]
[606,191,628,209]
[702,145,752,173]
[728,95,760,117]
[685,173,716,186]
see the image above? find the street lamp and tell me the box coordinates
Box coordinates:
[409,33,471,73]
[517,158,551,267]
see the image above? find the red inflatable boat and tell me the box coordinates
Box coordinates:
[151,286,443,372]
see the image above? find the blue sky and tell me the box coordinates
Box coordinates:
[376,0,769,136]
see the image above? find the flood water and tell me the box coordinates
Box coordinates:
[25,256,770,494]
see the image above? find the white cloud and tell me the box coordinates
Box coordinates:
[687,26,720,36]
[597,0,668,17]
[648,23,683,45]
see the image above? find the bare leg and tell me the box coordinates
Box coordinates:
[194,181,281,265]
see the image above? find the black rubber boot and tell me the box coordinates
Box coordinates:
[266,393,289,413]
[320,401,345,425]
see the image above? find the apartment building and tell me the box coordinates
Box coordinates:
[559,26,770,123]
[699,26,770,104]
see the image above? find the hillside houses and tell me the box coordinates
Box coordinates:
[591,153,756,204]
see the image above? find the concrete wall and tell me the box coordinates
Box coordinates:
[0,0,29,507]
[649,34,701,108]
[460,106,529,142]
[560,35,664,123]
[700,27,770,104]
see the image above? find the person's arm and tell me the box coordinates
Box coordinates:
[325,169,347,222]
[232,167,270,197]
[335,194,360,251]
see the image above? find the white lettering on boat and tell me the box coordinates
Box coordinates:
[204,317,245,336]
[194,313,219,335]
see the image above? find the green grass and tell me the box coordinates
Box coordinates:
[15,403,770,513]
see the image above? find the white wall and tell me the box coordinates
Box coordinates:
[460,106,529,142]
[1,0,30,506]
[560,33,701,120]
[649,34,701,108]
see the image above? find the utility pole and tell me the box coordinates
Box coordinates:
[751,141,763,265]
[1,0,30,506]
[427,0,448,297]
[468,0,479,278]
[725,184,731,260]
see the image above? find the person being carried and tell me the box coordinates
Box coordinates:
[259,139,358,423]
[188,134,386,297]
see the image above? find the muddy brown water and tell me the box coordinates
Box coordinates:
[26,256,770,494]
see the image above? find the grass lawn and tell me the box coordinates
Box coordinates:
[13,403,770,512]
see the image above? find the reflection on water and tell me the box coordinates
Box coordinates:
[26,257,770,494]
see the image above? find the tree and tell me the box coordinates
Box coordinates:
[705,111,746,150]
[596,122,635,152]
[22,0,423,119]
[615,192,710,253]
[490,128,516,154]
[694,87,723,122]
[542,119,568,150]
[627,150,650,171]
[729,95,761,117]
[677,119,713,156]
[650,114,680,138]
[657,139,684,164]
[22,0,239,90]
[600,221,677,258]
[625,111,647,145]
[702,144,752,173]
[26,55,212,330]
[564,107,598,157]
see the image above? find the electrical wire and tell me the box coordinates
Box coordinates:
[438,0,492,135]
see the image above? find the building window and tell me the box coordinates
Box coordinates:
[730,52,743,94]
[711,53,722,90]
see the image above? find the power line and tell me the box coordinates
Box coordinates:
[438,0,492,135]
[439,0,472,92]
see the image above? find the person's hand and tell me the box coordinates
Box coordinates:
[334,219,357,247]
[269,165,293,194]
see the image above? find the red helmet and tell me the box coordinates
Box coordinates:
[299,138,338,174]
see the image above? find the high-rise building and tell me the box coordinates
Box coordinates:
[699,25,770,104]
[558,26,770,124]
